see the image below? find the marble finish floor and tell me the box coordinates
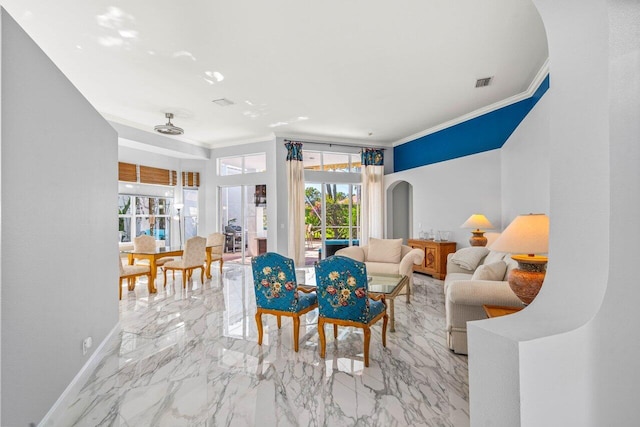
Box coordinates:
[53,266,469,426]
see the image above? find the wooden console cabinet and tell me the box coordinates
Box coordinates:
[408,239,457,280]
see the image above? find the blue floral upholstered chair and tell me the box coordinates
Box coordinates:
[251,252,318,352]
[314,255,388,367]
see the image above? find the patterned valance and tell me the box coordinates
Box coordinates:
[285,141,303,161]
[362,149,384,166]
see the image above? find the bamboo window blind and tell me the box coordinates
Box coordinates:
[118,162,177,186]
[118,162,137,182]
[182,171,200,187]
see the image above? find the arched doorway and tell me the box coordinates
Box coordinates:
[386,180,412,242]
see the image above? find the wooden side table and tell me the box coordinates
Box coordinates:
[483,304,524,318]
[407,239,457,279]
[256,237,267,255]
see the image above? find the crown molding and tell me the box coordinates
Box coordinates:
[392,59,550,147]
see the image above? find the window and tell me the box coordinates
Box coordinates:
[118,195,173,244]
[183,189,199,240]
[303,151,361,172]
[218,153,266,176]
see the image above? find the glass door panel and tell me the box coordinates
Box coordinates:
[305,183,323,263]
[220,185,267,265]
[305,183,361,263]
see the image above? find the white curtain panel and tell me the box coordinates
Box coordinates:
[286,143,306,266]
[361,164,384,246]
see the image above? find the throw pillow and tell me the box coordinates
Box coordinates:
[483,250,506,265]
[450,247,490,270]
[471,260,507,281]
[367,238,403,263]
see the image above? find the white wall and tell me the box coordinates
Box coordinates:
[467,0,632,425]
[0,10,118,425]
[591,0,640,423]
[500,94,550,225]
[385,149,503,246]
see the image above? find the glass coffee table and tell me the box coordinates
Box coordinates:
[367,273,409,332]
[300,272,408,332]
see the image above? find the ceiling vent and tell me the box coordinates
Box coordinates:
[475,77,493,88]
[154,113,184,135]
[212,98,234,107]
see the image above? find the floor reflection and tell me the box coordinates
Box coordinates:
[49,265,469,426]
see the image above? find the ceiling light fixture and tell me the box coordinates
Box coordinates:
[212,98,234,107]
[475,77,493,88]
[154,113,184,135]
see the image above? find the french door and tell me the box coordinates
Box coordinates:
[304,182,360,264]
[219,185,267,265]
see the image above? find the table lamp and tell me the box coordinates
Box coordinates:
[490,213,549,305]
[460,214,494,246]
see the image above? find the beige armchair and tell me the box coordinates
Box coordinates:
[163,236,207,289]
[118,257,151,299]
[133,235,174,272]
[206,232,225,276]
[336,238,424,295]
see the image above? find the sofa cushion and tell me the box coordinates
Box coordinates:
[471,261,507,281]
[443,272,473,294]
[365,261,400,276]
[482,250,505,265]
[367,238,402,263]
[450,247,489,270]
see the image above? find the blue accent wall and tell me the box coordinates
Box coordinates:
[394,75,549,172]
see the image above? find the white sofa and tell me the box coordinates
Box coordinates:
[335,238,424,294]
[444,248,524,355]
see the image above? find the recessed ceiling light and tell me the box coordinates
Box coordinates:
[212,98,234,107]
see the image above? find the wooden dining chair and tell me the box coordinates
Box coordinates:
[314,255,388,367]
[133,235,174,276]
[163,236,207,289]
[206,232,225,274]
[118,257,151,299]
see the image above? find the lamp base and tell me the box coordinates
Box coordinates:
[469,230,487,247]
[508,255,548,305]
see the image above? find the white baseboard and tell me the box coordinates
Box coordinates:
[38,322,121,426]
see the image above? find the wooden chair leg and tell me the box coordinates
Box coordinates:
[163,268,168,288]
[128,277,135,291]
[293,315,300,352]
[363,326,371,367]
[200,266,204,284]
[333,324,338,339]
[277,316,282,329]
[255,311,263,345]
[146,273,153,293]
[220,260,224,273]
[119,278,123,300]
[382,314,388,348]
[318,318,326,359]
[182,269,187,288]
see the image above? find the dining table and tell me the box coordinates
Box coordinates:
[124,244,222,293]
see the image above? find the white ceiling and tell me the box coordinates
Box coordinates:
[1,0,548,150]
